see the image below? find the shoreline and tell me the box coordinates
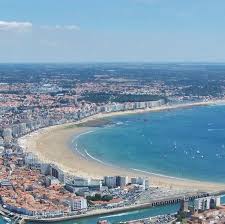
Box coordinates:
[18,100,225,192]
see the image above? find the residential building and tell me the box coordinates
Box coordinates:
[69,198,88,211]
[104,176,117,188]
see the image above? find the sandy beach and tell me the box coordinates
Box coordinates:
[18,100,225,192]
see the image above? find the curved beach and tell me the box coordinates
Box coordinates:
[18,101,225,192]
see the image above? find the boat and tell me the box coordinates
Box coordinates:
[173,141,177,149]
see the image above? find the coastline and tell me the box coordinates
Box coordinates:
[18,100,225,192]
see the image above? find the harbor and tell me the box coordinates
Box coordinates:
[0,204,180,224]
[1,192,225,224]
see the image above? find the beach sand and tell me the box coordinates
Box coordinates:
[18,100,225,192]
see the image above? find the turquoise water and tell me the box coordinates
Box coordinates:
[75,105,225,182]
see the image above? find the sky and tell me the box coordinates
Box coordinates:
[0,0,225,63]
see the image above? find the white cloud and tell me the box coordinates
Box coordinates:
[64,25,80,31]
[41,24,80,31]
[0,21,32,31]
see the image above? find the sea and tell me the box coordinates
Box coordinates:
[74,104,225,183]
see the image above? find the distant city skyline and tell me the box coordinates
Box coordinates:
[0,0,225,63]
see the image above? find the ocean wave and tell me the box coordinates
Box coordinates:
[74,149,86,159]
[72,130,99,159]
[84,149,112,166]
[72,130,95,143]
[116,121,124,125]
[208,128,225,132]
[131,168,187,181]
[72,130,114,167]
[104,124,116,128]
[71,130,96,159]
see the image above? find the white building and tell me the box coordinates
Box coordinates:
[131,177,144,185]
[194,196,221,211]
[69,198,88,211]
[131,177,138,185]
[45,176,60,187]
[70,177,102,190]
[2,128,12,142]
[116,176,128,187]
[131,177,149,190]
[143,178,150,190]
[19,123,27,135]
[49,164,65,184]
[73,177,89,186]
[104,176,117,188]
[12,125,19,138]
[0,146,4,155]
[0,137,4,146]
[25,152,40,169]
[139,102,146,109]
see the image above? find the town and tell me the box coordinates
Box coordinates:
[1,64,225,223]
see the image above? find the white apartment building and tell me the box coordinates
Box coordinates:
[69,198,88,211]
[104,176,117,188]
